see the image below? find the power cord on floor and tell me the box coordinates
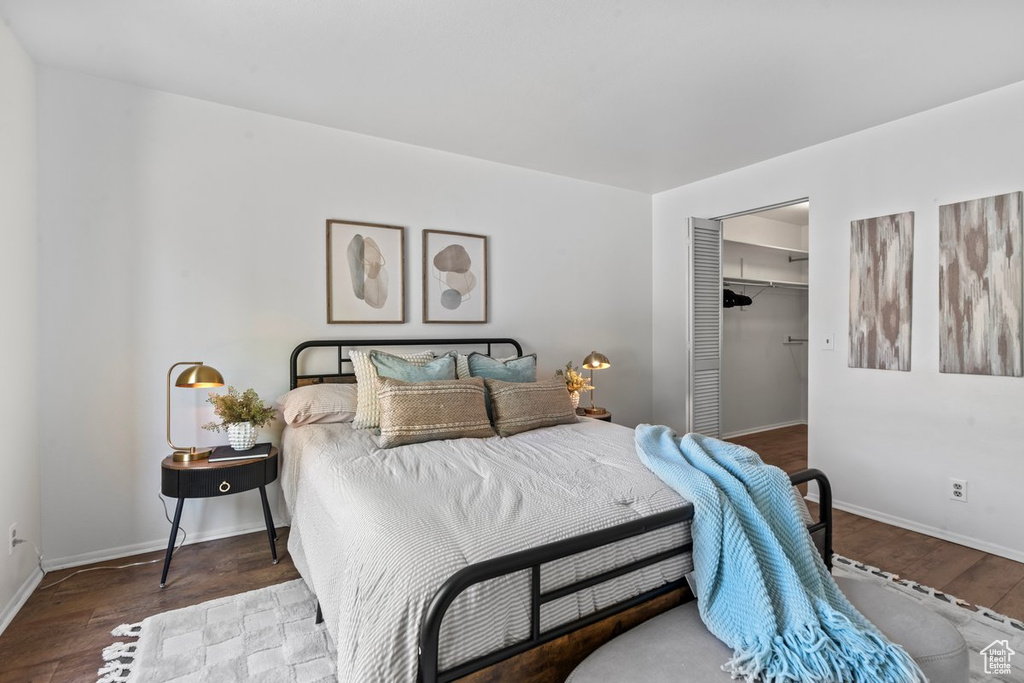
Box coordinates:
[36,494,188,590]
[10,536,44,577]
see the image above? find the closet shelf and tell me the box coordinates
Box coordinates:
[723,239,808,257]
[723,276,808,291]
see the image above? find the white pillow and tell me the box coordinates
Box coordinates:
[277,383,358,426]
[350,349,434,429]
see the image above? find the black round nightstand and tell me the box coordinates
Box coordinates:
[159,445,279,587]
[576,407,612,422]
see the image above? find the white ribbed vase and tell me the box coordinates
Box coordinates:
[570,391,580,410]
[227,421,258,451]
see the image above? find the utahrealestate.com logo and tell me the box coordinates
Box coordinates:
[981,639,1016,675]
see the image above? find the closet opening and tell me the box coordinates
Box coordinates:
[718,201,808,452]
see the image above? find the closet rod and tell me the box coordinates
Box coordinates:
[785,336,808,343]
[723,276,808,291]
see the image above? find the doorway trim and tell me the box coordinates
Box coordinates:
[711,196,809,222]
[687,196,810,437]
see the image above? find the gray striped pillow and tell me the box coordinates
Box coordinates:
[485,378,578,437]
[277,383,358,426]
[377,377,496,448]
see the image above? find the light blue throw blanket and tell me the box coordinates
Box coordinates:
[635,426,925,683]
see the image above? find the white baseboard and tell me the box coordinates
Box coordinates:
[0,566,44,637]
[804,493,1024,565]
[43,520,286,571]
[722,420,807,440]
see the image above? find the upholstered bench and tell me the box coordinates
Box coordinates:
[566,575,968,682]
[568,471,969,683]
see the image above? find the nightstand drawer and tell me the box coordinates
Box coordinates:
[161,455,278,498]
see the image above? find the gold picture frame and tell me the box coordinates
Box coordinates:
[327,219,406,324]
[422,229,488,323]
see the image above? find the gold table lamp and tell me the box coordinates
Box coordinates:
[167,361,224,462]
[582,351,611,415]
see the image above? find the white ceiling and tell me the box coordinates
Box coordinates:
[4,1,1024,193]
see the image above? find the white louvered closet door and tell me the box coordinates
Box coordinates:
[688,217,723,438]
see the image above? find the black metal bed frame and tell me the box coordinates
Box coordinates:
[289,337,524,389]
[285,338,834,683]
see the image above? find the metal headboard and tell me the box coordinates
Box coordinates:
[289,338,524,389]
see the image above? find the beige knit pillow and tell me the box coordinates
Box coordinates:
[485,378,578,437]
[350,349,434,429]
[377,377,495,448]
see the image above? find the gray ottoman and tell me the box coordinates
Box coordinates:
[567,576,968,683]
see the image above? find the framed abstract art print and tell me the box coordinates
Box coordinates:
[326,219,405,324]
[422,229,488,323]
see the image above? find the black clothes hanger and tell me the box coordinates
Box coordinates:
[723,288,752,308]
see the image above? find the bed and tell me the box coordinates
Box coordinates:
[281,338,695,682]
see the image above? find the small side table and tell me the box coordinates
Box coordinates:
[159,446,279,588]
[577,407,612,422]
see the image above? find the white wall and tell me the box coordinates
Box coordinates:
[723,213,807,251]
[0,19,41,633]
[721,215,808,435]
[654,80,1024,561]
[36,68,653,566]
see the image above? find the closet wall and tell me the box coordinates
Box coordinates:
[721,213,808,436]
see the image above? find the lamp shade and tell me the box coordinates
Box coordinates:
[583,351,611,370]
[175,364,224,389]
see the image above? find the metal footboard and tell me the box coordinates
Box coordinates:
[417,468,833,682]
[418,505,694,683]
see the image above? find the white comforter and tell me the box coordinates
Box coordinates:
[282,419,691,683]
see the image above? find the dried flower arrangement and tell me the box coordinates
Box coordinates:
[202,386,276,432]
[555,362,594,394]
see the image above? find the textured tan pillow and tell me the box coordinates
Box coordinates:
[277,383,358,426]
[350,349,434,429]
[485,378,578,437]
[377,377,496,448]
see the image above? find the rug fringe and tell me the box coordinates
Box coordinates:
[833,554,1024,630]
[98,622,143,682]
[110,622,142,637]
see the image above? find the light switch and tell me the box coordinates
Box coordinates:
[823,333,835,351]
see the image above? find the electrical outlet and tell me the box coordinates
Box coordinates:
[823,333,835,351]
[8,523,16,556]
[949,478,967,503]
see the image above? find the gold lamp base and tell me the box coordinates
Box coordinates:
[584,406,609,416]
[172,447,213,463]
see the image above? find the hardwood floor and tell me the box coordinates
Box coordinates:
[0,528,299,683]
[730,424,1024,622]
[3,426,1022,681]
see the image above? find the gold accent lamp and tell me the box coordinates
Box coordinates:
[582,351,611,416]
[167,361,224,462]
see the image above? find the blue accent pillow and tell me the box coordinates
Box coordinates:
[370,350,457,382]
[467,352,537,382]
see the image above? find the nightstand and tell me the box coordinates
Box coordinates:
[577,407,612,422]
[159,445,279,588]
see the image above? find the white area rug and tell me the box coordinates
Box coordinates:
[833,555,1024,682]
[98,579,335,682]
[100,559,1024,682]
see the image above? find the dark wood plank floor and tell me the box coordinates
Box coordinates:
[0,528,299,683]
[730,424,1024,622]
[3,425,1022,682]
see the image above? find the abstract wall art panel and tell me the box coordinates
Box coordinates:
[423,229,488,323]
[939,191,1023,376]
[327,219,406,323]
[848,211,914,371]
